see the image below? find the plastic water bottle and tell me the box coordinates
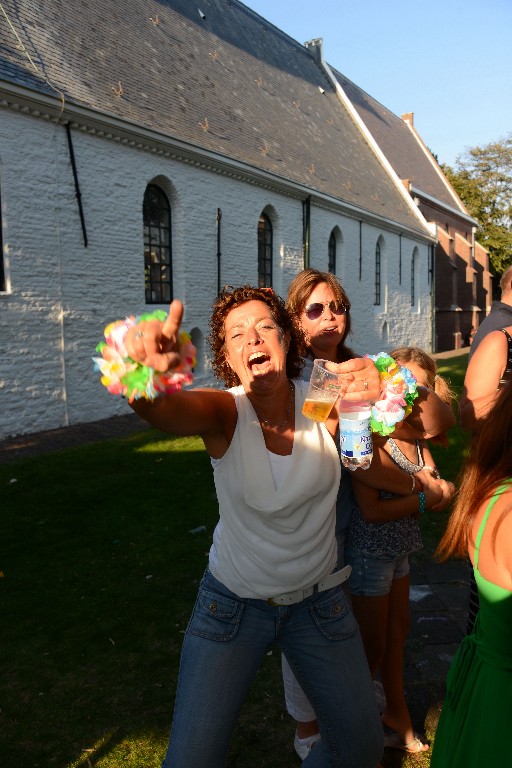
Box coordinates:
[339,400,373,471]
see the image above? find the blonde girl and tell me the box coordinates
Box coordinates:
[346,347,455,755]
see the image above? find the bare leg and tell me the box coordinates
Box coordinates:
[351,593,389,677]
[380,574,428,752]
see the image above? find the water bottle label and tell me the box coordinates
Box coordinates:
[340,416,372,458]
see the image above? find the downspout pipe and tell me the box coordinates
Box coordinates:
[216,208,222,295]
[0,188,5,291]
[65,123,88,247]
[359,220,362,280]
[302,196,311,269]
[430,236,437,352]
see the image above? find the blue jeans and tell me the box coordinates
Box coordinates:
[162,569,382,767]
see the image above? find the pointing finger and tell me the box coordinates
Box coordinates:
[162,300,184,343]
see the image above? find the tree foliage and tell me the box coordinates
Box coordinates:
[442,133,512,276]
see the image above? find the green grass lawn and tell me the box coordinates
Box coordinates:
[0,354,470,768]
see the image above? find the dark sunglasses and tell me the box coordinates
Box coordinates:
[304,301,346,320]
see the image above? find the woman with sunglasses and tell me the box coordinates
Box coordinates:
[284,268,455,760]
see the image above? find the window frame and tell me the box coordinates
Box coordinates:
[328,230,336,274]
[374,241,381,306]
[143,184,172,305]
[257,212,273,288]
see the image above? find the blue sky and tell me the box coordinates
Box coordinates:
[243,0,512,167]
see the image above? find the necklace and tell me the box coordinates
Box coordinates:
[254,382,295,430]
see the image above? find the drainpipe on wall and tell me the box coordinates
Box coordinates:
[302,196,311,269]
[430,239,436,352]
[65,123,88,247]
[358,220,362,280]
[399,233,402,285]
[216,208,222,295]
[0,187,5,291]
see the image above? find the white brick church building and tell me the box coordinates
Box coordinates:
[0,0,437,439]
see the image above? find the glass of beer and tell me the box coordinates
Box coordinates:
[302,359,347,422]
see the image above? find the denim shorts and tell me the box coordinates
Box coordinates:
[346,547,410,597]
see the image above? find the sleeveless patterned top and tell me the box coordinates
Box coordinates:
[347,438,424,557]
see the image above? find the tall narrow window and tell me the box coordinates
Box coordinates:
[143,184,172,304]
[374,241,381,306]
[328,231,336,274]
[411,248,419,307]
[411,254,415,306]
[0,185,5,292]
[258,213,272,287]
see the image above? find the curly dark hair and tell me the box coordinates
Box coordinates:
[286,268,355,362]
[208,286,306,387]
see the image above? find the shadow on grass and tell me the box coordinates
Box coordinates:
[0,433,217,767]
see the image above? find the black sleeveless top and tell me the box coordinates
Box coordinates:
[498,329,512,387]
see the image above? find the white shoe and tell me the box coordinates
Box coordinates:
[293,732,321,760]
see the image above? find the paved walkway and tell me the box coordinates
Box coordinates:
[0,412,151,464]
[1,353,470,740]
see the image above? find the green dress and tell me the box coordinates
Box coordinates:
[430,482,512,767]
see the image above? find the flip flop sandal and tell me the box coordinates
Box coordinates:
[383,731,429,753]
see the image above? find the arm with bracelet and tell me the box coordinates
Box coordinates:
[352,456,449,524]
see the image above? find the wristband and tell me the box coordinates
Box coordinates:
[366,353,418,436]
[93,310,196,400]
[418,491,426,515]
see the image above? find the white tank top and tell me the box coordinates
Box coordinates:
[208,381,340,598]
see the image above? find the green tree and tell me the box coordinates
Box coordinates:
[442,133,512,276]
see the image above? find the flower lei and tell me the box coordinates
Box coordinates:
[93,310,196,400]
[367,352,418,436]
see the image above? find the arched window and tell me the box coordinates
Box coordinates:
[374,241,381,306]
[143,184,172,304]
[257,213,273,287]
[328,231,336,274]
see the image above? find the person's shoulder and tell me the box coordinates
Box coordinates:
[474,483,512,584]
[473,327,509,356]
[472,304,512,340]
[485,302,512,328]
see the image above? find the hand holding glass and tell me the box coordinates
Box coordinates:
[302,359,351,422]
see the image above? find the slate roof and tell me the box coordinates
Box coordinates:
[0,0,432,237]
[332,69,470,217]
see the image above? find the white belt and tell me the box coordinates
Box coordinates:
[267,564,352,606]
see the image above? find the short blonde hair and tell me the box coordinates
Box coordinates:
[499,264,512,294]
